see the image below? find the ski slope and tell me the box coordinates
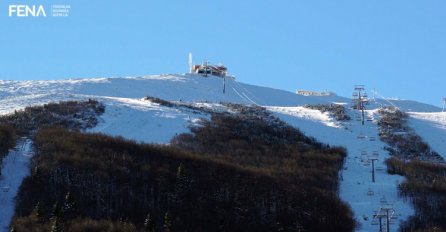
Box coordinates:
[407,112,446,160]
[268,107,413,232]
[0,139,33,231]
[88,96,209,144]
[0,74,444,231]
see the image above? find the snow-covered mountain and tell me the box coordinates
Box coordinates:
[0,74,445,232]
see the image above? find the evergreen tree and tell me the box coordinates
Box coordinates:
[32,202,44,222]
[163,212,172,232]
[63,192,76,218]
[51,202,64,222]
[176,162,185,178]
[50,217,63,232]
[174,162,191,204]
[143,213,155,232]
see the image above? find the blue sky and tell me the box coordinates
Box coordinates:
[1,1,445,106]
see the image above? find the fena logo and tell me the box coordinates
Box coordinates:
[9,5,46,17]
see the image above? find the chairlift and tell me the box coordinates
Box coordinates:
[370,137,376,141]
[367,188,374,196]
[380,196,388,204]
[371,220,379,225]
[2,186,9,192]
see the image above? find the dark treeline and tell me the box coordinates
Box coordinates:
[0,124,17,154]
[0,124,17,173]
[387,158,446,231]
[10,103,355,232]
[0,100,105,136]
[379,107,446,231]
[12,127,354,232]
[143,96,217,115]
[378,107,442,162]
[172,107,348,193]
[0,100,103,185]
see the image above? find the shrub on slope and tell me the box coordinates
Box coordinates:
[379,107,446,231]
[0,124,17,154]
[0,124,17,173]
[0,100,104,136]
[304,104,351,121]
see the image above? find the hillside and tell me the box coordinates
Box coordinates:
[0,74,445,231]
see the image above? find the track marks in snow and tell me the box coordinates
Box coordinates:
[269,107,413,232]
[0,139,33,231]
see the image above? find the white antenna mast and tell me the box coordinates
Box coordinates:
[443,98,446,112]
[189,52,193,74]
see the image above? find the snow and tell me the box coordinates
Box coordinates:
[407,112,446,159]
[1,74,439,115]
[0,139,33,231]
[369,99,441,112]
[0,73,444,231]
[268,107,413,232]
[88,96,209,144]
[0,74,351,146]
[267,106,342,128]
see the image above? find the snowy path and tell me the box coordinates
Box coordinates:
[268,107,413,232]
[0,139,33,231]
